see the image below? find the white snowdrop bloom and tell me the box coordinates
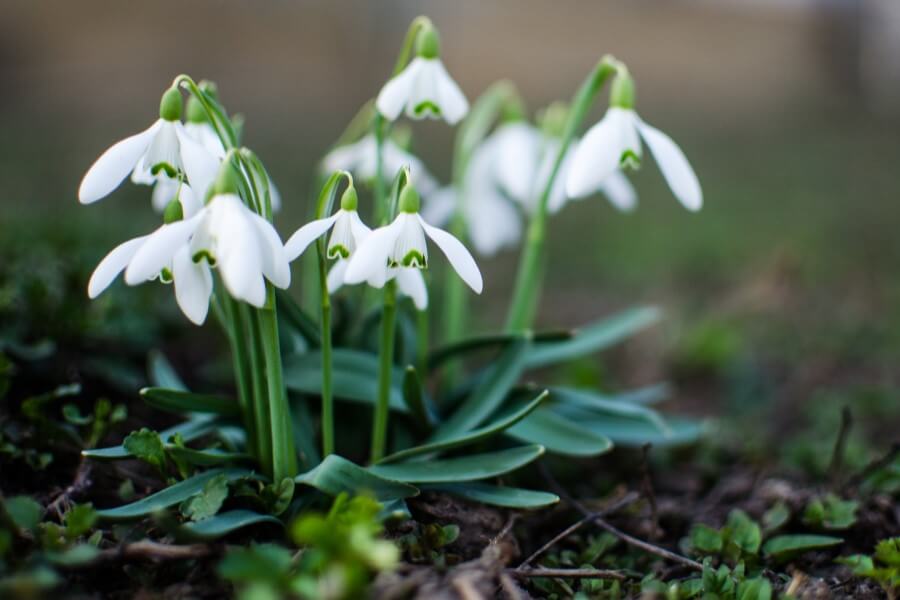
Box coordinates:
[322,135,438,196]
[143,176,202,217]
[566,107,702,211]
[375,27,468,125]
[345,186,482,294]
[78,87,220,205]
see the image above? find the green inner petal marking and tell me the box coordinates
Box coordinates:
[413,101,441,117]
[159,267,174,284]
[151,162,179,179]
[327,245,350,260]
[401,250,427,268]
[620,150,641,171]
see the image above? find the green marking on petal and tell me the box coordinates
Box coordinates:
[193,250,216,267]
[413,101,441,117]
[327,245,350,260]
[401,250,427,268]
[159,267,173,284]
[620,150,641,171]
[151,163,179,179]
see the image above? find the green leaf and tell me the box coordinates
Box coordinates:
[369,445,545,483]
[737,577,773,600]
[427,330,571,369]
[147,350,188,391]
[874,537,900,566]
[179,510,283,541]
[180,474,229,522]
[762,501,791,536]
[64,504,97,538]
[423,482,559,509]
[402,366,433,430]
[276,288,320,346]
[690,524,724,554]
[83,416,222,460]
[62,404,92,425]
[263,478,295,516]
[762,534,843,561]
[45,544,100,567]
[524,306,661,369]
[431,337,530,441]
[295,455,418,501]
[548,386,670,434]
[3,496,42,532]
[140,387,239,417]
[379,391,548,464]
[283,349,405,411]
[802,494,858,530]
[505,407,613,456]
[166,446,254,467]
[123,428,167,471]
[96,468,256,521]
[560,413,705,447]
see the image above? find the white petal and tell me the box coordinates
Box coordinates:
[78,120,161,203]
[268,178,282,212]
[598,170,638,212]
[124,215,201,285]
[87,236,149,298]
[184,122,226,158]
[565,108,635,199]
[322,138,367,174]
[215,204,267,307]
[151,176,180,212]
[172,245,212,325]
[179,184,202,218]
[284,214,339,262]
[375,60,421,121]
[422,187,457,227]
[417,214,482,293]
[348,210,372,244]
[405,58,440,120]
[175,123,220,200]
[344,218,404,287]
[464,189,521,256]
[326,259,349,294]
[249,212,291,288]
[432,59,468,125]
[494,123,541,206]
[636,117,703,211]
[395,268,428,310]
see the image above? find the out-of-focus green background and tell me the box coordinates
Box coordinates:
[2,0,899,390]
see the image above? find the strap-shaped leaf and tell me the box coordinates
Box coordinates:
[505,407,613,456]
[368,445,545,483]
[178,510,282,541]
[423,482,559,509]
[275,289,320,346]
[147,350,188,391]
[402,366,435,430]
[295,455,418,501]
[524,306,660,369]
[548,386,670,434]
[430,337,530,441]
[283,350,406,411]
[166,446,255,467]
[140,387,239,417]
[427,330,571,370]
[83,416,222,460]
[96,468,258,521]
[558,413,705,447]
[379,391,548,464]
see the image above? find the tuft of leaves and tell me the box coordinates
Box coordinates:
[839,537,900,599]
[802,493,858,531]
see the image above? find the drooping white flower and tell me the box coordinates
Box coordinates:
[322,134,438,196]
[345,186,482,295]
[375,27,468,125]
[566,107,702,211]
[78,87,220,205]
[88,192,290,323]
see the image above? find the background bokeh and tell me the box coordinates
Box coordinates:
[2,1,900,420]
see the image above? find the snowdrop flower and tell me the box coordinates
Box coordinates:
[322,134,438,196]
[566,71,702,211]
[78,86,220,205]
[345,184,482,295]
[375,26,468,125]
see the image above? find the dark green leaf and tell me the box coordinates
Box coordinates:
[548,386,670,434]
[166,446,254,467]
[524,306,661,369]
[147,350,188,391]
[3,496,42,532]
[123,428,167,471]
[140,387,239,417]
[369,445,545,483]
[179,510,283,541]
[379,391,549,464]
[45,544,100,567]
[427,330,571,369]
[276,289,320,346]
[83,416,222,460]
[295,455,419,501]
[424,482,559,509]
[64,504,97,538]
[180,474,229,522]
[763,534,843,561]
[506,407,613,456]
[402,366,433,430]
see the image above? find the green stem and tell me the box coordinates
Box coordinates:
[416,301,429,376]
[244,305,272,475]
[317,248,334,457]
[214,294,256,455]
[505,56,620,332]
[373,113,388,224]
[370,280,397,463]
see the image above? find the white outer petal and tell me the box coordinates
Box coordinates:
[422,187,456,227]
[87,235,150,298]
[322,138,368,174]
[175,123,220,200]
[326,259,349,294]
[348,210,372,244]
[598,170,638,212]
[417,214,482,293]
[124,215,202,285]
[464,188,521,256]
[635,117,703,211]
[249,212,291,288]
[78,120,162,203]
[172,245,213,325]
[151,176,180,212]
[405,58,440,120]
[432,59,468,125]
[215,202,266,307]
[395,268,428,310]
[565,108,635,199]
[376,60,421,121]
[344,218,404,287]
[284,214,340,262]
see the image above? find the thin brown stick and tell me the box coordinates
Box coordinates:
[517,491,640,570]
[828,406,853,487]
[508,567,627,581]
[46,458,93,519]
[78,540,213,565]
[538,462,702,572]
[842,441,900,492]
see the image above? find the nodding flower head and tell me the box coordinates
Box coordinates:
[284,184,371,264]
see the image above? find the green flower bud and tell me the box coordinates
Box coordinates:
[213,161,241,196]
[159,86,183,122]
[340,185,358,211]
[610,70,636,109]
[398,184,420,214]
[186,96,207,124]
[415,25,440,59]
[537,101,569,138]
[163,198,183,224]
[198,79,219,99]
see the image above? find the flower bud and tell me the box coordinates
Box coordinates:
[198,79,219,99]
[415,25,440,59]
[213,161,241,197]
[398,184,420,214]
[340,184,358,211]
[537,101,569,138]
[186,96,207,124]
[610,70,636,109]
[159,86,183,122]
[163,198,183,224]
